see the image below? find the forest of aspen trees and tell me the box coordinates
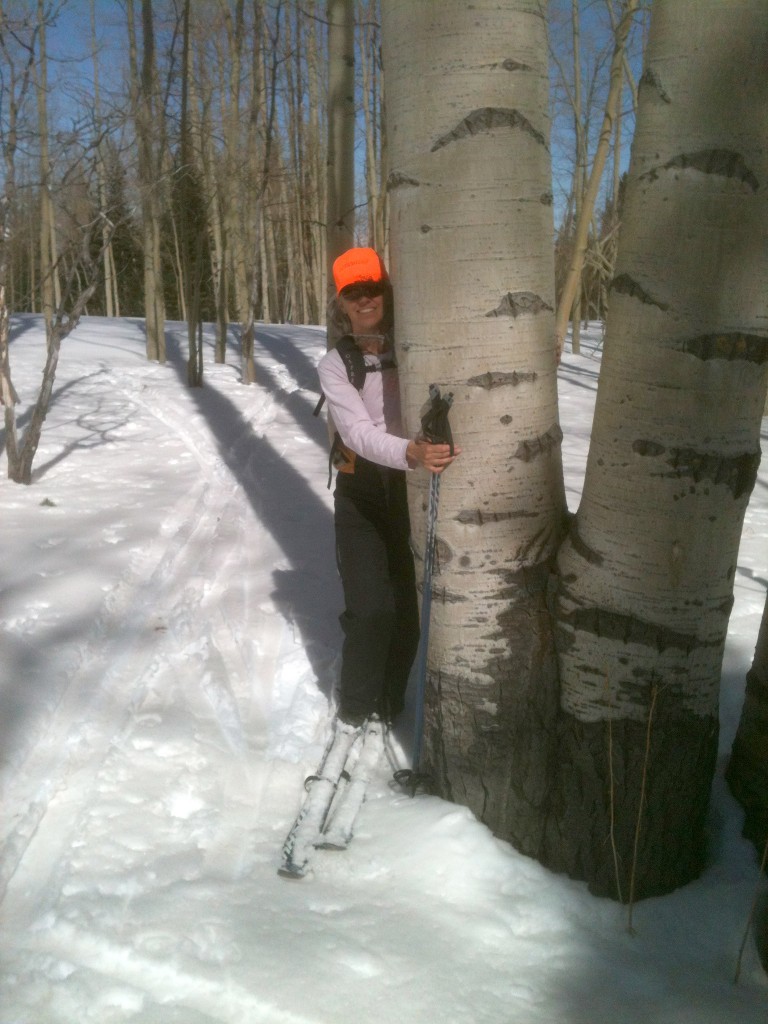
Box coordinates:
[3,0,766,903]
[0,1,646,347]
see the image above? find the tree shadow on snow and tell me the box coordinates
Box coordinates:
[159,324,343,707]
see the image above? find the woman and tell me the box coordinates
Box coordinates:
[318,246,458,727]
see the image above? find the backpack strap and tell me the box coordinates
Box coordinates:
[315,335,396,487]
[313,335,384,416]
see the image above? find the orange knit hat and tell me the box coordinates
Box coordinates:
[333,247,388,293]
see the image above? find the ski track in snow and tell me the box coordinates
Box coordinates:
[0,317,766,1024]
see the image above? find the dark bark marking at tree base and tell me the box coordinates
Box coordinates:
[678,332,768,364]
[484,291,553,318]
[610,273,670,311]
[557,604,720,656]
[494,560,551,600]
[421,610,561,852]
[431,107,547,152]
[632,441,761,500]
[725,660,768,859]
[541,708,719,900]
[639,148,759,192]
[568,519,604,566]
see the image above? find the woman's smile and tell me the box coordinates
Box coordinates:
[341,293,384,335]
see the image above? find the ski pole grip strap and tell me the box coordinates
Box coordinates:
[420,384,454,455]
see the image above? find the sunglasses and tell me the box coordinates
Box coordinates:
[340,281,385,301]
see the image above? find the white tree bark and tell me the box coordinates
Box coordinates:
[553,0,768,898]
[382,0,565,846]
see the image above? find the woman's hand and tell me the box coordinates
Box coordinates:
[406,439,461,474]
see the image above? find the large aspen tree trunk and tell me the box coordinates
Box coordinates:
[382,1,565,851]
[551,0,768,899]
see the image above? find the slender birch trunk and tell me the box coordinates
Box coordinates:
[35,1,56,342]
[326,0,355,339]
[555,0,639,357]
[127,0,166,362]
[90,0,115,319]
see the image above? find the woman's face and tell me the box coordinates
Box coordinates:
[338,283,385,336]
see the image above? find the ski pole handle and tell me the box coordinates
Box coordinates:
[420,384,454,455]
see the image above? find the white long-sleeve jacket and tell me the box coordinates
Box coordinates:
[317,346,410,471]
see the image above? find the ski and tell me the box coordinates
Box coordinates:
[317,716,384,850]
[278,718,362,879]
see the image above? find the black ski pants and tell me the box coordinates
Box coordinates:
[334,461,420,724]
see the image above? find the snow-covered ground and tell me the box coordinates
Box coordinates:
[1,316,765,1023]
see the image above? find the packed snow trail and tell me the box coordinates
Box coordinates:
[1,318,766,1023]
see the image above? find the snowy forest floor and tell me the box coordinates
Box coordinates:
[0,316,766,1024]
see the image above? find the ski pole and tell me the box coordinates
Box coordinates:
[411,384,454,775]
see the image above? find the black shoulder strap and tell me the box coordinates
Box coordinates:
[335,334,367,390]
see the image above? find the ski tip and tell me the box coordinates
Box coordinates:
[277,863,309,880]
[392,768,433,796]
[315,838,348,851]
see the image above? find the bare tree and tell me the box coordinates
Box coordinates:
[326,0,355,339]
[0,0,36,412]
[554,0,639,358]
[34,0,58,338]
[127,0,166,362]
[90,0,118,318]
[178,0,204,386]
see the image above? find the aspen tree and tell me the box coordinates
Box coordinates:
[552,0,768,898]
[382,0,565,850]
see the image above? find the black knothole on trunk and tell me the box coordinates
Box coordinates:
[484,291,553,319]
[512,423,563,463]
[467,368,537,388]
[639,67,672,103]
[639,149,759,193]
[501,58,532,72]
[661,447,760,500]
[386,171,420,191]
[455,509,516,526]
[610,273,670,312]
[431,107,547,152]
[679,333,768,365]
[632,439,666,457]
[562,605,722,655]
